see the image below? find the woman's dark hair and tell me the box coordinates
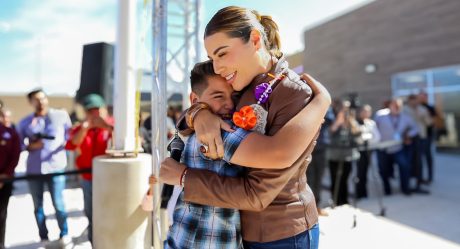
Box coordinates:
[204,6,282,58]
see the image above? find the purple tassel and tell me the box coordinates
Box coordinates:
[254,83,272,104]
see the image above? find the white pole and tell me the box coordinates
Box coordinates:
[93,0,153,248]
[113,0,136,152]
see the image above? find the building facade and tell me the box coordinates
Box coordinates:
[302,0,460,146]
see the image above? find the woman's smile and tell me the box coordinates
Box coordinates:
[224,72,237,85]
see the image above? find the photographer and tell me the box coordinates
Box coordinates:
[17,89,72,247]
[65,94,112,245]
[327,100,361,206]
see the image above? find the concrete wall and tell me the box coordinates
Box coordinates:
[303,0,460,108]
[286,51,303,68]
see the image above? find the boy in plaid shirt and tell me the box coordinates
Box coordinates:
[166,61,248,249]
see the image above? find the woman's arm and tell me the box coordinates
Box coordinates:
[229,74,331,168]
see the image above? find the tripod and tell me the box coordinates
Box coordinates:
[330,141,390,228]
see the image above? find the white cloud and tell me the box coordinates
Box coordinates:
[0,22,11,33]
[1,0,118,95]
[2,0,375,94]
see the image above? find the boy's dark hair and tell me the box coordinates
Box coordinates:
[27,88,46,100]
[190,60,216,95]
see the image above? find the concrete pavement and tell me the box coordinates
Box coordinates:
[4,152,460,249]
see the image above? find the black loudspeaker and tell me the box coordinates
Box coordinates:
[76,42,114,105]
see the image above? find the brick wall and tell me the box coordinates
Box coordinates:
[303,0,460,109]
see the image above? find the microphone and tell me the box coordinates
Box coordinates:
[160,133,185,209]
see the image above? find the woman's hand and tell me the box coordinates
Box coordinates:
[299,73,331,104]
[193,109,234,159]
[159,158,187,185]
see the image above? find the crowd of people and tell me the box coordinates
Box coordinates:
[306,92,439,213]
[0,90,113,248]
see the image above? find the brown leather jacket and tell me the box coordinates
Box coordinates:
[183,58,319,242]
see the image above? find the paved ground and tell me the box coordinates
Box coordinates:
[4,152,460,249]
[318,152,460,249]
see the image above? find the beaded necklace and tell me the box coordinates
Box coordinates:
[233,67,288,133]
[254,68,287,104]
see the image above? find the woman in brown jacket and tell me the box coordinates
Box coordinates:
[160,6,328,249]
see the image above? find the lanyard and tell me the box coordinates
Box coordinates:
[390,114,400,130]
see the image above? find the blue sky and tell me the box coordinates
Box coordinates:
[0,0,372,96]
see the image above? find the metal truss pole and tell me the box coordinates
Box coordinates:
[149,1,201,247]
[151,0,168,248]
[166,0,201,108]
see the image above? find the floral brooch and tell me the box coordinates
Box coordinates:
[233,69,287,133]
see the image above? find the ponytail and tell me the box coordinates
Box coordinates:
[251,10,282,58]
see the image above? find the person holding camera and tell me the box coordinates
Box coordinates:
[65,94,112,244]
[327,100,361,206]
[17,89,72,247]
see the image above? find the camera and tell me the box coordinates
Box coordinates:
[32,133,55,140]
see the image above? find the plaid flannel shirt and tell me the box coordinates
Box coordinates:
[166,126,249,249]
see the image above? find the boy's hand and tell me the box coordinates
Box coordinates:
[146,175,158,196]
[149,175,158,185]
[159,158,187,186]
